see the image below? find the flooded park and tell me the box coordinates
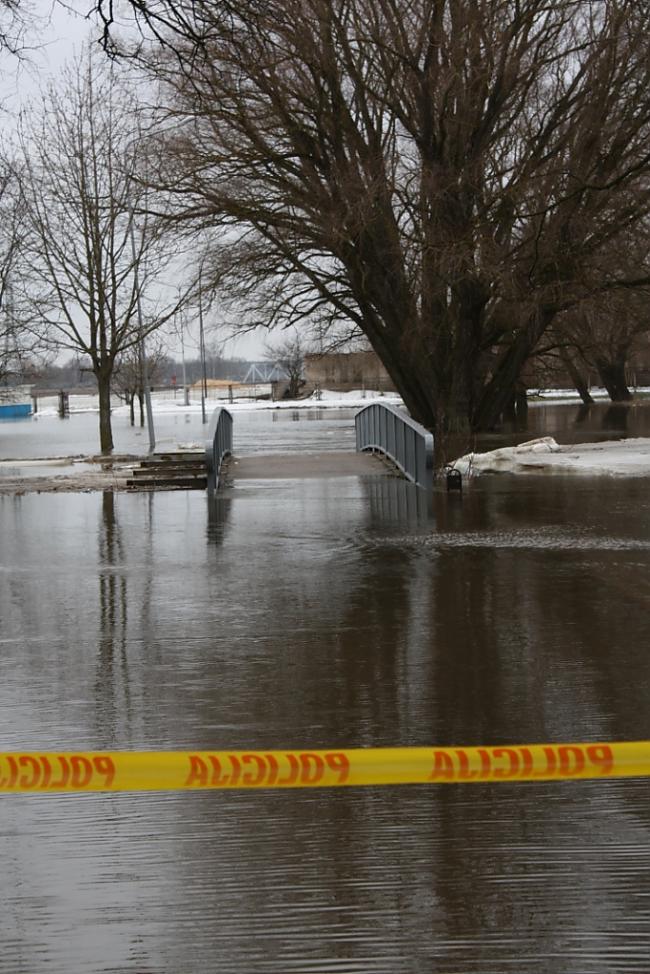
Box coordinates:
[2,400,650,972]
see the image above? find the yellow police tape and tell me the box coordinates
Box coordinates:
[1,742,650,792]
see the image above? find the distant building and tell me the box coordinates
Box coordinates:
[304,351,394,392]
[0,383,33,418]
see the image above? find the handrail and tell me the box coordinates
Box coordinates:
[355,401,434,490]
[205,406,233,494]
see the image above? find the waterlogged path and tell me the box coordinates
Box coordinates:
[1,408,650,971]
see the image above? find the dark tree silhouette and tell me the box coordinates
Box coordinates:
[97,0,650,448]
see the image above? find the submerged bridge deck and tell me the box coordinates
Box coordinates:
[207,401,434,493]
[126,402,433,492]
[225,450,387,481]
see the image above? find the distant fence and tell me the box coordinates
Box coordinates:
[205,407,233,494]
[355,401,434,490]
[155,384,274,402]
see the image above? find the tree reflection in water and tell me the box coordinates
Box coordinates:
[95,491,131,743]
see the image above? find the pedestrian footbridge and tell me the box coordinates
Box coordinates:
[206,401,433,492]
[126,401,433,492]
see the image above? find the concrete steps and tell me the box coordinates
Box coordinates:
[126,453,207,491]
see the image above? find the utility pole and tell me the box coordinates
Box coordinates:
[179,310,189,406]
[198,263,208,424]
[129,218,155,452]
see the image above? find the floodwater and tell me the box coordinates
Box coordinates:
[0,402,359,463]
[2,393,650,464]
[2,405,650,972]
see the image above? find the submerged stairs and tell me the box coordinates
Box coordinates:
[126,452,207,491]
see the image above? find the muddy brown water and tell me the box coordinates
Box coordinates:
[1,404,650,972]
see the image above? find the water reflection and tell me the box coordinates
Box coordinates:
[455,398,650,457]
[601,403,629,431]
[1,470,650,972]
[363,475,433,525]
[206,493,231,546]
[95,492,131,743]
[574,403,593,426]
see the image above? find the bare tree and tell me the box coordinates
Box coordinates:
[0,0,34,57]
[98,0,650,448]
[16,49,184,452]
[114,338,170,424]
[0,160,44,384]
[0,164,21,382]
[530,224,650,403]
[265,336,305,399]
[558,294,650,403]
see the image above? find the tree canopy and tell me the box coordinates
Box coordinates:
[97,0,650,442]
[16,51,183,451]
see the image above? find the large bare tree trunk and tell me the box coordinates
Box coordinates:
[96,369,114,454]
[472,342,532,431]
[560,348,594,405]
[596,357,632,402]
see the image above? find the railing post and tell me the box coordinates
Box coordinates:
[355,401,434,490]
[205,406,233,495]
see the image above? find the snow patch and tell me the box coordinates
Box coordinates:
[452,437,650,477]
[49,389,404,417]
[453,437,561,475]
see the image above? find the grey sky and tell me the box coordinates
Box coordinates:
[2,1,273,362]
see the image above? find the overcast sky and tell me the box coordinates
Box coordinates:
[1,1,90,106]
[1,0,274,362]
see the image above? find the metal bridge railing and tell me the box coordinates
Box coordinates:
[355,401,434,490]
[205,406,233,494]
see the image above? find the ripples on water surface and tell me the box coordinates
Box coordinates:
[2,409,650,972]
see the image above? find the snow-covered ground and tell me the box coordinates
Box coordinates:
[453,436,650,477]
[530,386,650,402]
[32,388,403,418]
[29,383,650,420]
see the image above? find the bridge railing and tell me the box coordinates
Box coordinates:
[355,401,434,490]
[205,406,233,494]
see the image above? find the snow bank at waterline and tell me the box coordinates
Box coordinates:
[31,388,403,418]
[453,436,650,477]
